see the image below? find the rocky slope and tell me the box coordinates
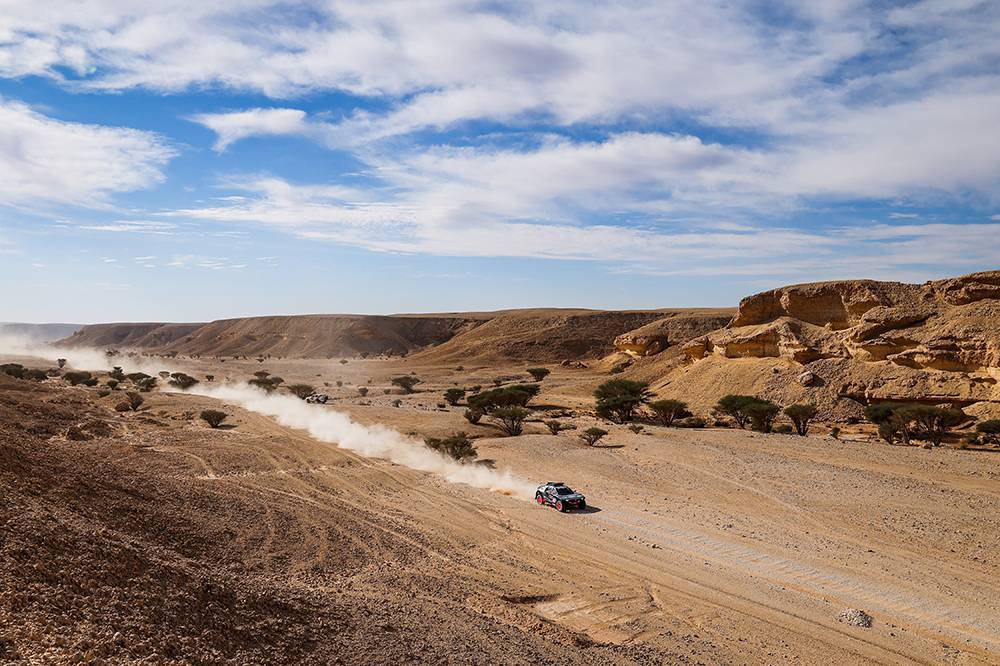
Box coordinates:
[60,322,204,349]
[625,271,1000,419]
[411,309,675,363]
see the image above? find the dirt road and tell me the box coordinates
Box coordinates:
[2,358,999,664]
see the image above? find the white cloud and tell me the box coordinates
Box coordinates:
[0,100,174,208]
[79,220,177,234]
[189,108,309,151]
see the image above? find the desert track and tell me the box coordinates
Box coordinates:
[3,361,1000,664]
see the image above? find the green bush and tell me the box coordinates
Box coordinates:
[579,427,608,446]
[63,370,93,386]
[865,402,965,446]
[594,379,652,423]
[443,388,466,406]
[286,383,315,399]
[745,400,781,433]
[200,409,228,428]
[391,376,421,393]
[467,385,539,412]
[784,403,818,436]
[490,407,529,436]
[125,391,144,411]
[714,395,758,429]
[168,373,199,390]
[649,399,689,426]
[424,432,477,463]
[0,363,26,379]
[526,367,551,381]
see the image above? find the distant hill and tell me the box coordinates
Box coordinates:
[59,323,205,349]
[0,323,83,342]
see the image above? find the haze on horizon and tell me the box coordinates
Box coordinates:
[1,1,999,323]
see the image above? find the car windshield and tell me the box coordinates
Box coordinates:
[554,486,575,495]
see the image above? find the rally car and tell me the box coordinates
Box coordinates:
[535,482,586,512]
[304,393,329,404]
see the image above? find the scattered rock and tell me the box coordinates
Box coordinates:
[798,371,817,386]
[838,609,873,628]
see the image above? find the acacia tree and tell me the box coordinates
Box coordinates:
[745,400,781,433]
[490,407,529,436]
[526,367,551,381]
[579,427,608,446]
[443,388,466,406]
[784,403,818,436]
[594,380,652,423]
[649,399,689,426]
[714,395,758,429]
[424,432,478,463]
[200,409,228,428]
[391,376,421,394]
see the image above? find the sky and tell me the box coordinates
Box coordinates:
[1,0,998,323]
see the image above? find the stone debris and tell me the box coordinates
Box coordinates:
[838,608,873,628]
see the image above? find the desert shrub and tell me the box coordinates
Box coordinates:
[136,377,157,392]
[113,401,131,412]
[470,385,482,393]
[464,408,484,424]
[24,368,47,381]
[285,383,315,399]
[490,407,529,436]
[1,363,25,379]
[82,378,98,386]
[339,359,349,365]
[545,420,562,434]
[97,389,111,398]
[358,387,369,397]
[976,419,1000,434]
[784,403,818,436]
[63,370,93,386]
[745,400,781,433]
[124,392,144,411]
[775,424,794,434]
[714,395,758,429]
[200,410,228,428]
[126,372,151,383]
[109,366,125,381]
[254,370,270,379]
[392,399,403,408]
[628,424,644,434]
[57,358,66,369]
[205,375,214,382]
[467,385,539,412]
[443,388,466,406]
[168,372,199,390]
[649,399,689,426]
[579,427,608,446]
[526,367,551,382]
[675,416,707,428]
[424,432,477,463]
[905,404,966,446]
[336,380,343,387]
[391,376,421,394]
[158,371,170,379]
[105,379,119,390]
[594,379,652,423]
[830,426,841,439]
[864,402,963,446]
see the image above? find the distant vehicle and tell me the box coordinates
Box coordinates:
[304,393,329,404]
[535,482,586,512]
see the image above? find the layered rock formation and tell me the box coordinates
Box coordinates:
[613,310,735,357]
[683,272,1000,374]
[655,271,1000,416]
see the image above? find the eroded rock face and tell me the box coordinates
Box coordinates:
[613,312,734,357]
[684,271,1000,374]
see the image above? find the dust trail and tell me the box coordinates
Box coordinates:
[189,384,537,500]
[0,334,171,375]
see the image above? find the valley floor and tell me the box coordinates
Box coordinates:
[2,357,999,664]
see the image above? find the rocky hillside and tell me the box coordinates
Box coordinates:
[628,271,1000,420]
[60,322,204,349]
[410,309,678,363]
[162,314,483,358]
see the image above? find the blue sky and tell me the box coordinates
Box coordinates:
[1,1,998,323]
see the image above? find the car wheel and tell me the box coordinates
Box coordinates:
[535,494,544,504]
[555,500,564,512]
[579,501,586,510]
